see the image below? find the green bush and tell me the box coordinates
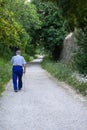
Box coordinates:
[73,29,87,75]
[0,58,11,95]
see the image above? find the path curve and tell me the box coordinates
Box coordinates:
[0,58,87,130]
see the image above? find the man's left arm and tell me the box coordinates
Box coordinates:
[23,64,26,73]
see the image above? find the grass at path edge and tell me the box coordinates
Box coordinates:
[41,58,87,96]
[0,58,11,95]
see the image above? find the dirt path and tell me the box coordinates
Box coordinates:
[0,58,87,130]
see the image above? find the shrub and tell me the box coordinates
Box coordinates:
[0,58,11,95]
[73,29,87,75]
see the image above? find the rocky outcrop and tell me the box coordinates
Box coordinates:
[60,32,77,64]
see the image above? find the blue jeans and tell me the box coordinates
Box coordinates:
[12,66,23,91]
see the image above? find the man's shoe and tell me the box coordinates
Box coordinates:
[18,88,22,90]
[14,90,18,92]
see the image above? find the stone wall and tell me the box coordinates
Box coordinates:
[60,32,77,64]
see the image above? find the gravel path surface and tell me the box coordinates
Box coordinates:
[0,58,87,130]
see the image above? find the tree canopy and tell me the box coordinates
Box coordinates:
[0,0,41,57]
[32,0,67,60]
[44,0,87,31]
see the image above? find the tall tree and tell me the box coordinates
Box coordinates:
[0,0,41,57]
[0,0,29,56]
[8,0,41,55]
[44,0,87,31]
[32,0,66,60]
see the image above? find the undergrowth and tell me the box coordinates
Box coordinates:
[41,58,87,95]
[0,58,11,95]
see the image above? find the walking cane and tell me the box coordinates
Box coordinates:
[23,64,26,92]
[23,73,25,91]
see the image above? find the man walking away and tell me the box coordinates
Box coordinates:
[11,50,26,92]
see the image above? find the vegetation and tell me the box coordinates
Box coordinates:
[72,29,87,75]
[32,0,67,60]
[42,58,87,95]
[0,0,27,56]
[0,0,87,94]
[43,0,87,75]
[56,0,87,76]
[0,58,11,95]
[45,0,87,31]
[0,0,41,57]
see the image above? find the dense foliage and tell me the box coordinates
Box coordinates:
[1,0,27,55]
[57,0,87,74]
[0,0,41,58]
[46,0,87,31]
[32,0,67,60]
[42,0,87,74]
[8,0,41,55]
[73,29,87,74]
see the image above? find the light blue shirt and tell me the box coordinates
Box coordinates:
[11,54,26,66]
